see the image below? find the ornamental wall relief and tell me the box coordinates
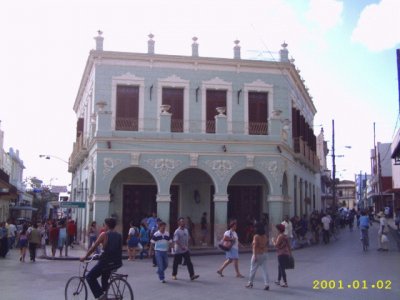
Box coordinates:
[205,159,238,180]
[145,158,182,180]
[103,158,122,178]
[261,160,283,183]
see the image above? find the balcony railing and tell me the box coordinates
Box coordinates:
[116,117,138,131]
[293,137,319,172]
[68,135,88,172]
[206,120,216,133]
[249,122,268,135]
[171,119,183,132]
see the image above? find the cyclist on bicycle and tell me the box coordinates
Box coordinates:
[80,217,122,300]
[359,210,370,250]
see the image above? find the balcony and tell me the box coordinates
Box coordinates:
[116,117,138,131]
[248,122,268,135]
[293,137,320,172]
[68,135,89,172]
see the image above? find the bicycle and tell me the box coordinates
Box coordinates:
[65,254,134,300]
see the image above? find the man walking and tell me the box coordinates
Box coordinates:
[321,213,331,244]
[172,217,199,281]
[150,221,172,283]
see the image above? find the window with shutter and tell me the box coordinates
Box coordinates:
[248,92,268,135]
[206,90,226,133]
[116,85,139,131]
[162,87,184,132]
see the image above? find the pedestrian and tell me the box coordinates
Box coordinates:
[139,221,150,259]
[7,219,17,249]
[18,224,28,262]
[377,211,389,251]
[58,220,68,257]
[395,208,400,231]
[172,217,200,281]
[28,223,41,262]
[67,219,77,249]
[149,221,172,283]
[245,223,269,290]
[281,215,293,249]
[321,213,331,244]
[359,210,370,251]
[38,221,48,258]
[0,222,9,258]
[80,217,123,300]
[127,221,140,261]
[88,221,98,253]
[49,221,59,259]
[200,212,208,246]
[217,220,244,278]
[273,224,291,288]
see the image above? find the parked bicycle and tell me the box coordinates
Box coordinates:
[65,255,133,300]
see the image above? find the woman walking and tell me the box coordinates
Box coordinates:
[127,221,139,261]
[273,224,291,287]
[217,220,244,278]
[18,224,28,262]
[28,223,41,262]
[245,223,269,290]
[49,221,59,258]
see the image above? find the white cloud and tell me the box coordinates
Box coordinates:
[352,0,400,51]
[306,0,343,30]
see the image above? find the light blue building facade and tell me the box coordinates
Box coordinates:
[69,33,321,246]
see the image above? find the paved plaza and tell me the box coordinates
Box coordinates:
[1,224,399,300]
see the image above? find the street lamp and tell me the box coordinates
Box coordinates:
[39,154,68,164]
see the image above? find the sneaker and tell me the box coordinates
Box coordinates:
[172,276,177,280]
[190,275,199,281]
[274,281,280,285]
[160,279,166,283]
[97,293,107,300]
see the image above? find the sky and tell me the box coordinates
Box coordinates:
[0,0,399,187]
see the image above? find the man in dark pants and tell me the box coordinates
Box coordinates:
[172,217,199,281]
[80,218,122,300]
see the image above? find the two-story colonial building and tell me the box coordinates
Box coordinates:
[69,32,321,246]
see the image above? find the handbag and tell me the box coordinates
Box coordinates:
[381,234,389,243]
[218,239,233,251]
[285,255,295,269]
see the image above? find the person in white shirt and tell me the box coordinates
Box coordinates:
[321,214,331,244]
[377,211,389,251]
[281,215,293,248]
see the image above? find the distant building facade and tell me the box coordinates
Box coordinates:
[69,33,321,246]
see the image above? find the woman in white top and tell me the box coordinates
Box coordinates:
[377,211,389,251]
[217,220,244,278]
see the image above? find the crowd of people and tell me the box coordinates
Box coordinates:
[0,218,78,261]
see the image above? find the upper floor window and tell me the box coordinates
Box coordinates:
[248,92,268,135]
[206,90,226,133]
[162,87,184,132]
[116,85,139,131]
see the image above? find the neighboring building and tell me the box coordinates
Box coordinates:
[336,180,356,209]
[69,33,321,246]
[0,122,18,222]
[355,173,371,210]
[369,142,394,215]
[316,128,332,211]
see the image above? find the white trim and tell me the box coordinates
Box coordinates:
[157,75,190,132]
[201,77,233,133]
[243,80,274,134]
[111,73,145,131]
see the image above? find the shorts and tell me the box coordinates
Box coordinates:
[225,247,239,259]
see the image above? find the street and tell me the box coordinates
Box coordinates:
[1,223,399,300]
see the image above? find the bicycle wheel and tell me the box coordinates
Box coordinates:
[106,277,134,300]
[65,276,88,300]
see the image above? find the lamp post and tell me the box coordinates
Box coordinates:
[39,154,68,164]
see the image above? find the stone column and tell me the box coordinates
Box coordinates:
[213,194,229,247]
[156,194,171,229]
[215,107,227,134]
[92,194,111,227]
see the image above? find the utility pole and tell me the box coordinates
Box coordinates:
[332,119,336,210]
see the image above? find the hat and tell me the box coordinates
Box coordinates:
[276,224,285,233]
[377,211,384,217]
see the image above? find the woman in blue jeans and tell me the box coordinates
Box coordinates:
[80,218,122,300]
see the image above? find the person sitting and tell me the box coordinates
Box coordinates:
[80,218,122,300]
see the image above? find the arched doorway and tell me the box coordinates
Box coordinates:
[227,169,269,244]
[171,168,214,245]
[110,167,157,242]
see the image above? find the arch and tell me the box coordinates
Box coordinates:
[227,168,270,244]
[109,166,158,241]
[170,167,215,245]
